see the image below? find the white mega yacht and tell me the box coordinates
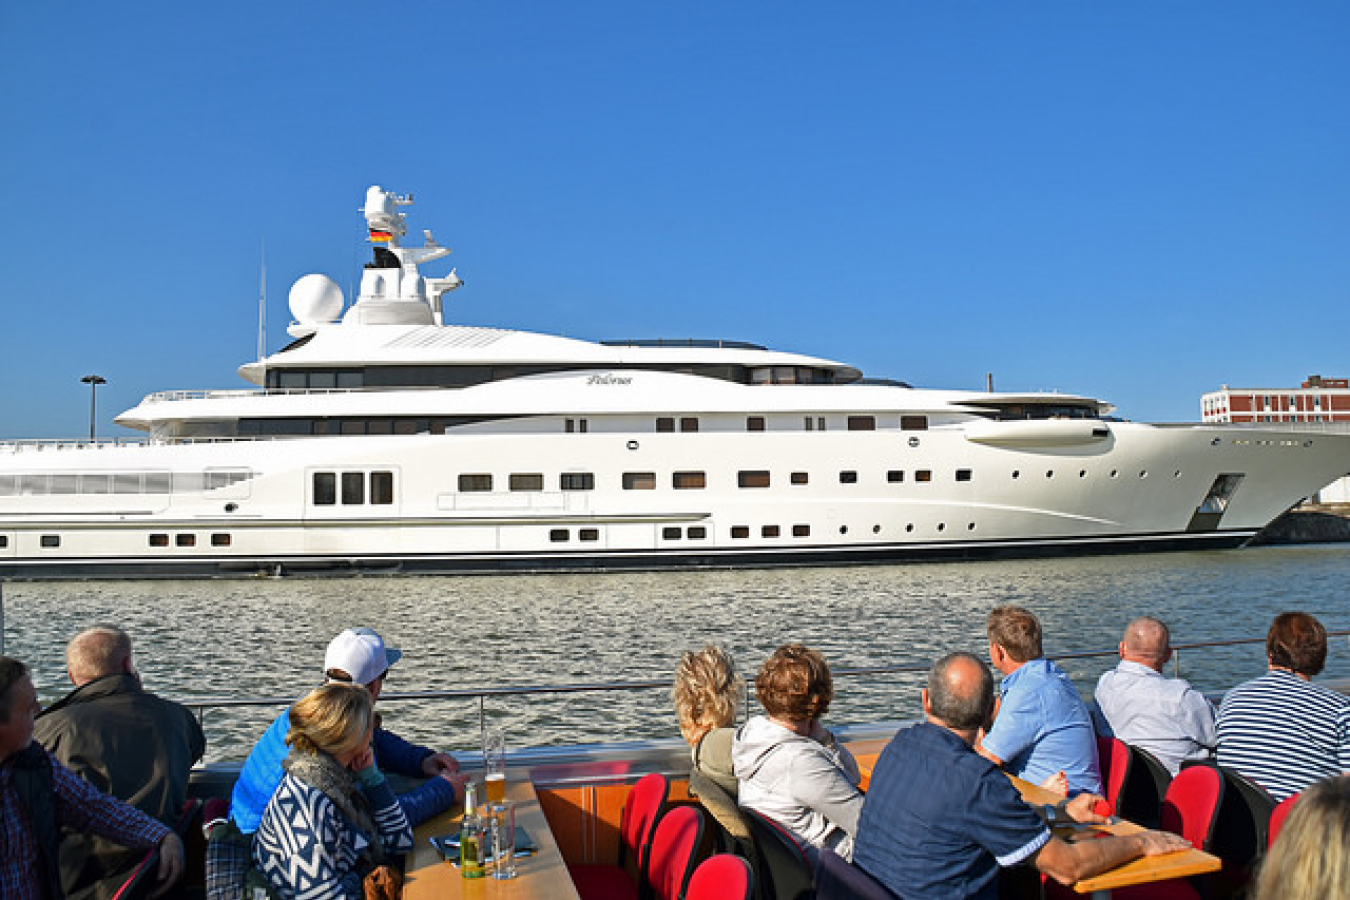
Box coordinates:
[2,186,1348,578]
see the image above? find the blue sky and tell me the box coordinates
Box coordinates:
[1,2,1347,438]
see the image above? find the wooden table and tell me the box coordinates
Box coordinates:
[404,771,581,900]
[1006,774,1221,895]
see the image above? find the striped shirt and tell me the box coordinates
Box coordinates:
[1216,669,1350,801]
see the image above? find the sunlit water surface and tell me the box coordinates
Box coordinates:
[3,544,1348,763]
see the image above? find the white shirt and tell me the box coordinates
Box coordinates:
[1091,659,1216,775]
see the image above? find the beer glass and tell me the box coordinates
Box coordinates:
[483,727,506,804]
[490,801,517,879]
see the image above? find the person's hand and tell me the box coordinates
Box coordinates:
[422,751,460,776]
[1040,771,1069,796]
[1064,792,1109,824]
[1136,830,1191,856]
[348,746,375,773]
[441,770,471,798]
[148,832,184,898]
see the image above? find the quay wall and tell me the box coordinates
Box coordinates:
[1253,503,1350,545]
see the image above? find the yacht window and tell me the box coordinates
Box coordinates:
[145,473,172,494]
[150,534,169,547]
[113,474,141,494]
[313,473,336,505]
[672,471,706,490]
[370,471,394,504]
[510,473,544,492]
[341,421,365,435]
[309,372,336,389]
[565,418,589,433]
[560,473,595,491]
[738,471,771,489]
[847,416,876,431]
[458,474,493,493]
[901,416,929,431]
[279,371,306,389]
[41,535,60,548]
[956,469,973,482]
[656,418,675,433]
[804,417,826,431]
[688,526,707,539]
[341,472,365,504]
[761,525,780,538]
[0,536,7,548]
[747,416,765,432]
[731,526,750,539]
[20,475,48,495]
[662,527,682,540]
[367,420,393,435]
[393,420,418,435]
[0,477,15,496]
[916,470,933,483]
[623,472,656,490]
[176,534,196,547]
[839,471,858,484]
[791,472,809,485]
[579,528,600,541]
[550,529,569,542]
[793,524,811,537]
[51,475,78,494]
[337,372,363,389]
[680,417,699,432]
[887,470,904,483]
[212,533,232,547]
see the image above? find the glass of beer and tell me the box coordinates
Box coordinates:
[483,727,506,804]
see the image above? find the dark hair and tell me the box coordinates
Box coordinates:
[754,643,833,723]
[1267,612,1327,677]
[928,652,995,730]
[0,657,30,725]
[987,606,1043,662]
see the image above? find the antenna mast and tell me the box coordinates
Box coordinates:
[257,242,267,361]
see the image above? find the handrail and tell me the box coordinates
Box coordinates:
[182,631,1350,724]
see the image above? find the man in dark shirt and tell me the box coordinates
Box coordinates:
[854,652,1188,900]
[34,626,205,900]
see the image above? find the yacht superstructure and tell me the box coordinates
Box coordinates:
[3,187,1348,578]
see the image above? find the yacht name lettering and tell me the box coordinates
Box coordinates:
[587,374,632,386]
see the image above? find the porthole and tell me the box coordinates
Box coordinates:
[211,533,232,547]
[731,526,750,539]
[662,527,682,540]
[549,529,569,542]
[1046,470,1054,479]
[688,526,707,540]
[579,528,600,542]
[176,534,196,547]
[937,523,945,532]
[762,525,780,538]
[905,524,915,533]
[1012,470,1020,479]
[40,535,60,548]
[149,534,169,548]
[872,524,881,534]
[967,523,976,531]
[793,524,811,537]
[626,440,639,451]
[839,526,848,535]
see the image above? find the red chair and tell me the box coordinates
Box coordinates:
[686,854,753,900]
[647,806,709,900]
[1094,736,1133,818]
[1111,764,1225,900]
[1268,791,1300,848]
[571,772,672,900]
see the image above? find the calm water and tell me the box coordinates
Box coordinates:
[3,544,1348,763]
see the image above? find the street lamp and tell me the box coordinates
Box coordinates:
[80,374,106,442]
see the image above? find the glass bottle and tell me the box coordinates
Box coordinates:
[460,782,485,878]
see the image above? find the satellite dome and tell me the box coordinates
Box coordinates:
[289,274,344,324]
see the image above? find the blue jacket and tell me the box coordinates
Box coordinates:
[230,709,455,832]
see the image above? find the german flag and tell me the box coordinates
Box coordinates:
[368,229,393,242]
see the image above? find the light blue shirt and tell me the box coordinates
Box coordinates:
[983,658,1102,795]
[1091,660,1216,775]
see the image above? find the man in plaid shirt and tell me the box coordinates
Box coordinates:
[0,656,184,900]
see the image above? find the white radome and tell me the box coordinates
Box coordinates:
[288,273,345,325]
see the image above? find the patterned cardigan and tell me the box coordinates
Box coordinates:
[252,769,413,900]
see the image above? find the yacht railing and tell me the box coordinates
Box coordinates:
[181,632,1350,739]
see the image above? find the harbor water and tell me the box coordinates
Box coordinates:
[3,544,1349,764]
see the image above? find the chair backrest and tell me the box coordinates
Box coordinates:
[1214,764,1276,864]
[1161,764,1225,852]
[813,848,901,900]
[647,805,708,900]
[622,772,672,875]
[109,847,161,900]
[1094,736,1133,818]
[1120,744,1171,828]
[1268,791,1300,849]
[686,854,754,900]
[742,807,814,900]
[689,770,761,874]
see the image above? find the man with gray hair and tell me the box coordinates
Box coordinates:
[853,652,1189,900]
[34,626,205,900]
[1091,616,1215,775]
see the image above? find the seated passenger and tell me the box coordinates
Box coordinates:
[251,682,414,900]
[1216,611,1350,801]
[732,643,863,861]
[1251,775,1350,900]
[672,644,743,796]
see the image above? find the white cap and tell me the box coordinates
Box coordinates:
[323,628,402,686]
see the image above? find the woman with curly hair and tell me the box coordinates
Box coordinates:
[251,682,414,900]
[732,643,863,861]
[672,644,744,795]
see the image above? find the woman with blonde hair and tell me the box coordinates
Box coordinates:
[672,644,744,795]
[251,682,414,900]
[732,643,863,862]
[1252,775,1350,900]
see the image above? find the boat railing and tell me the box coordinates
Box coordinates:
[181,631,1350,738]
[0,438,148,453]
